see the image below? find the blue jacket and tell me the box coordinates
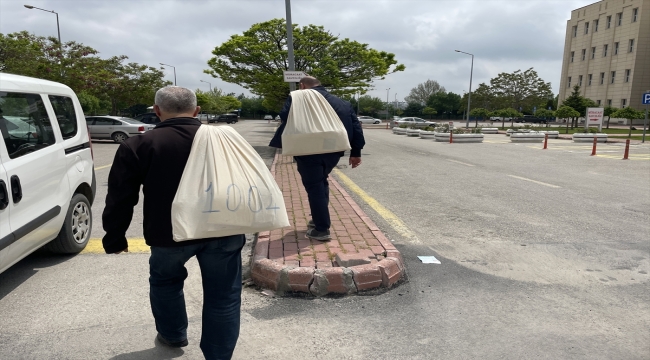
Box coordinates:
[269,86,365,157]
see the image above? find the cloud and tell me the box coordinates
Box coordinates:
[2,0,589,103]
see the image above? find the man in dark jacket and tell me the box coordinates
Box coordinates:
[269,76,365,241]
[102,86,245,359]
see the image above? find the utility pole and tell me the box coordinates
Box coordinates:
[386,88,390,121]
[285,0,296,92]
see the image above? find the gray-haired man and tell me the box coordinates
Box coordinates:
[102,86,245,359]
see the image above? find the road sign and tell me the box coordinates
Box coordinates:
[283,71,307,82]
[586,107,604,131]
[643,93,650,105]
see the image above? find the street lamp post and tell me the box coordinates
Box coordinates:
[285,0,296,92]
[159,63,176,85]
[24,5,62,76]
[200,80,212,92]
[394,93,397,118]
[455,50,474,129]
[386,88,390,121]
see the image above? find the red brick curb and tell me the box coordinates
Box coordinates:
[251,150,406,296]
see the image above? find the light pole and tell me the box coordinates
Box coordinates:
[285,0,296,92]
[200,80,212,92]
[455,50,474,128]
[394,93,398,118]
[386,88,390,121]
[24,5,62,76]
[159,63,176,85]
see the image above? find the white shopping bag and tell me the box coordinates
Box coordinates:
[172,125,290,241]
[281,89,351,156]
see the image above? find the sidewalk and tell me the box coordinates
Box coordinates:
[251,152,405,296]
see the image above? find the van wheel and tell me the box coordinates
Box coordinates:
[46,193,92,254]
[112,132,127,143]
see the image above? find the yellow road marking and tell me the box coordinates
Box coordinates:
[81,238,150,254]
[94,163,112,171]
[508,175,561,188]
[333,169,420,244]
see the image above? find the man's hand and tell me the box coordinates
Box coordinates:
[113,247,129,254]
[349,157,362,169]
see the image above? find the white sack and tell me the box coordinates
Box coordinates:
[281,89,351,156]
[172,125,290,241]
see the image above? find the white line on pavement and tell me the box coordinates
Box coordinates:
[447,159,475,167]
[508,175,561,188]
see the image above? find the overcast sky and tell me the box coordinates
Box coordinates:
[1,0,591,103]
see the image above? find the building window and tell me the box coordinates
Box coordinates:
[585,22,589,34]
[570,51,574,62]
[588,74,593,86]
[567,76,572,88]
[614,42,619,55]
[578,75,583,86]
[633,8,638,22]
[611,71,616,84]
[625,69,631,82]
[600,72,605,85]
[607,15,612,28]
[591,47,596,59]
[621,99,627,108]
[573,26,577,37]
[629,39,634,52]
[596,100,601,106]
[603,44,608,57]
[594,19,599,31]
[617,12,623,26]
[607,99,612,106]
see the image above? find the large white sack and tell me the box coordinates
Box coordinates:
[281,89,351,156]
[172,125,289,241]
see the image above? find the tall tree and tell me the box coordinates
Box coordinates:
[561,85,598,128]
[404,79,446,105]
[490,68,553,114]
[403,102,424,117]
[427,91,462,119]
[604,106,618,129]
[357,95,385,118]
[205,19,405,111]
[555,105,581,133]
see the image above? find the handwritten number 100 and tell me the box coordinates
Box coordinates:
[203,182,280,213]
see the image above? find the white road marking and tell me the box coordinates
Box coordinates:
[508,175,561,188]
[447,159,475,167]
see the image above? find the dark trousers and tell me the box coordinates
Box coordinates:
[294,152,342,232]
[149,234,246,360]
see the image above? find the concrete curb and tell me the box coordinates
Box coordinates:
[251,150,406,296]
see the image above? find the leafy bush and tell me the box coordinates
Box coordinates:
[452,127,466,134]
[471,127,483,134]
[422,126,436,132]
[398,124,408,128]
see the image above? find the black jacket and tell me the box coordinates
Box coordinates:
[269,86,365,157]
[102,117,216,253]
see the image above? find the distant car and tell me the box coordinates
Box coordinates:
[358,116,381,124]
[86,116,154,143]
[393,117,436,128]
[514,115,549,124]
[264,115,273,120]
[275,115,281,121]
[133,112,161,125]
[209,114,238,124]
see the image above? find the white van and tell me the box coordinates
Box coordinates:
[0,73,95,274]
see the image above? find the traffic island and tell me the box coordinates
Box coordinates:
[251,152,406,296]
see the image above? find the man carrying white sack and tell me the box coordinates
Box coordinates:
[269,76,366,241]
[102,86,245,359]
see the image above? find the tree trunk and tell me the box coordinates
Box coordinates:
[629,119,633,137]
[606,116,610,129]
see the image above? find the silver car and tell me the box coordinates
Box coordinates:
[392,117,437,128]
[85,116,155,143]
[357,116,382,124]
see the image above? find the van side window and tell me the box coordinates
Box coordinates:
[0,92,56,159]
[48,95,78,139]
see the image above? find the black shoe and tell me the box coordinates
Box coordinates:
[156,333,188,348]
[306,228,331,241]
[307,220,315,229]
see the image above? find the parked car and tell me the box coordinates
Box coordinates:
[209,114,238,124]
[132,112,160,125]
[86,116,155,143]
[392,117,437,128]
[514,115,549,124]
[358,116,381,124]
[0,73,96,274]
[275,115,281,121]
[264,115,273,120]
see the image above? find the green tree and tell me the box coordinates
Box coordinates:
[469,108,490,127]
[493,108,522,129]
[555,105,581,133]
[604,106,618,129]
[239,95,266,119]
[427,91,462,119]
[535,108,555,120]
[561,85,599,128]
[357,95,385,117]
[611,107,645,136]
[77,91,100,115]
[404,79,445,105]
[490,68,553,114]
[459,83,496,112]
[422,106,437,119]
[403,102,424,117]
[205,19,405,111]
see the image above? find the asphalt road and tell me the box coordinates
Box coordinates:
[1,120,648,359]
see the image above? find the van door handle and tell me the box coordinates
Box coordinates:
[0,180,8,210]
[10,175,22,204]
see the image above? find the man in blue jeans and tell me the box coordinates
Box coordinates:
[270,77,365,241]
[102,86,244,359]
